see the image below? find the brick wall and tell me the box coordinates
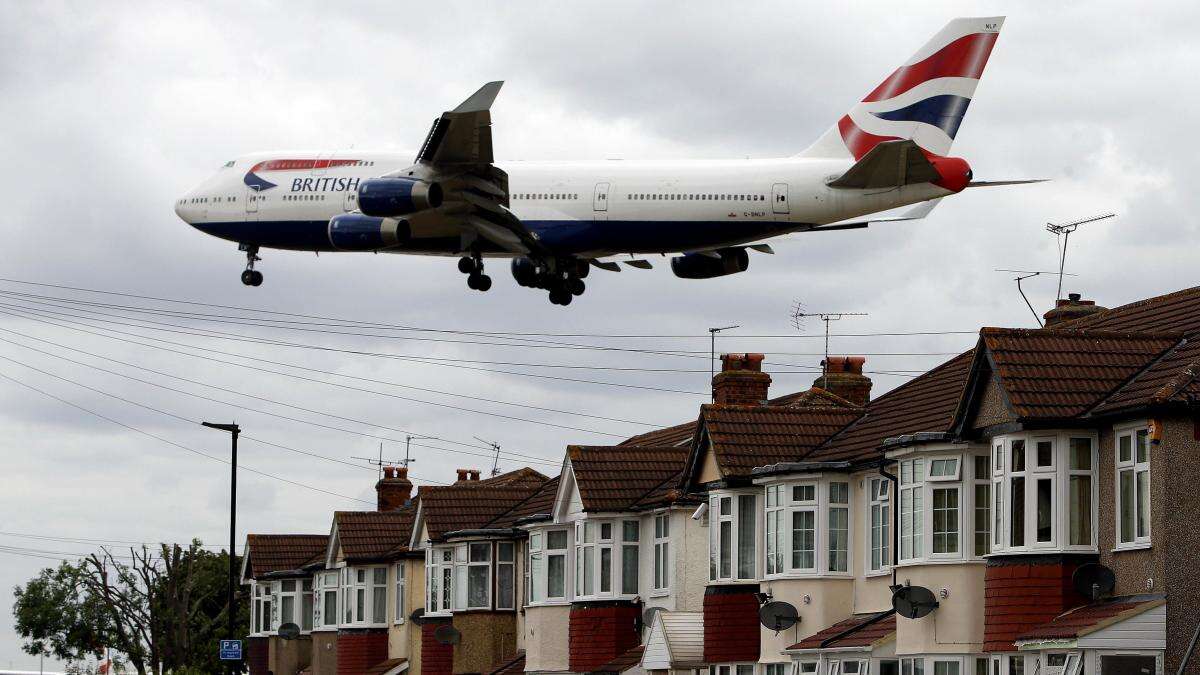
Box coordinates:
[983,554,1093,652]
[422,618,455,675]
[568,602,641,672]
[453,612,518,675]
[336,628,388,675]
[246,635,269,675]
[1161,415,1200,674]
[703,585,761,663]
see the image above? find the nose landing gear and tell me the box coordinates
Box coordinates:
[458,254,492,292]
[239,244,263,287]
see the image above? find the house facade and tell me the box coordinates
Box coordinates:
[243,286,1200,675]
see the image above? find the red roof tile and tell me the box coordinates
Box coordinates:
[569,445,691,512]
[417,468,550,541]
[363,658,407,675]
[1064,286,1200,334]
[980,328,1180,420]
[491,476,561,527]
[334,508,414,562]
[486,652,526,675]
[1092,338,1200,414]
[790,612,896,650]
[702,404,862,478]
[245,534,328,578]
[620,420,696,447]
[1015,597,1164,642]
[593,645,645,674]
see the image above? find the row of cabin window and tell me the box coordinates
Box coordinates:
[181,196,238,205]
[627,193,766,202]
[513,193,578,200]
[526,514,672,603]
[284,194,327,202]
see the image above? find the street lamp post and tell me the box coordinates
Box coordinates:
[202,421,241,674]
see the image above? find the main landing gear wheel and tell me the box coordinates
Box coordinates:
[567,278,585,296]
[239,244,263,287]
[459,255,491,292]
[467,273,493,291]
[548,288,572,306]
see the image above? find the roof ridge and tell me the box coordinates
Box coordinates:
[982,326,1185,340]
[1056,285,1200,329]
[1084,337,1189,417]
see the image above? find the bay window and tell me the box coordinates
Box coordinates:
[547,530,567,598]
[1116,427,1151,547]
[427,548,454,614]
[315,571,338,630]
[766,486,785,575]
[760,478,852,577]
[709,492,757,581]
[900,459,925,560]
[990,432,1097,554]
[651,515,668,593]
[251,582,272,634]
[574,519,640,599]
[339,566,387,626]
[497,543,515,609]
[828,482,849,572]
[869,478,890,572]
[973,456,990,556]
[527,532,542,603]
[466,543,492,609]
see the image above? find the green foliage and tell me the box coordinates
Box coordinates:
[12,561,109,662]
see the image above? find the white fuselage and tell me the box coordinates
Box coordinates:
[175,151,951,257]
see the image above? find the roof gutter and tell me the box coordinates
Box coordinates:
[751,461,853,478]
[880,432,955,451]
[443,527,526,541]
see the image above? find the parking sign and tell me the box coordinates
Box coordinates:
[219,639,243,661]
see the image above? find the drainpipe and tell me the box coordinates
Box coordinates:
[878,462,899,589]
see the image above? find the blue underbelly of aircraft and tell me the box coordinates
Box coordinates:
[190,219,796,255]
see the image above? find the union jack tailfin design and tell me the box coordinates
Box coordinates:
[799,16,1004,160]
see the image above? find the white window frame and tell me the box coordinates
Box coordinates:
[868,477,891,574]
[1116,426,1152,549]
[427,547,454,615]
[761,478,854,578]
[973,455,991,557]
[930,483,962,557]
[828,481,850,572]
[709,491,758,582]
[899,459,925,561]
[394,563,406,624]
[1066,436,1095,548]
[301,577,313,633]
[652,514,669,594]
[574,519,638,600]
[339,565,388,628]
[927,456,962,481]
[497,542,516,610]
[315,570,339,630]
[460,542,492,610]
[622,520,641,596]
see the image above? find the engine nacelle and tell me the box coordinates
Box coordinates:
[328,214,410,251]
[357,177,443,217]
[511,257,539,287]
[670,248,750,279]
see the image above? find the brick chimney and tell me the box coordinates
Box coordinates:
[813,356,872,406]
[455,468,469,482]
[1043,293,1107,327]
[467,469,481,481]
[375,466,412,512]
[712,353,771,405]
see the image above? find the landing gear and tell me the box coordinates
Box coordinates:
[239,244,263,287]
[458,254,492,292]
[548,288,573,305]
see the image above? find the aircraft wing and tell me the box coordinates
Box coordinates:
[383,81,551,257]
[827,139,940,189]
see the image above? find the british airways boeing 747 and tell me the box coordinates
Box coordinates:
[176,16,1037,305]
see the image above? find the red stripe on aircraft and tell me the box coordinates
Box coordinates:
[249,159,363,172]
[838,115,903,160]
[863,32,998,103]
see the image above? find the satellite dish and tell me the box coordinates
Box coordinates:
[892,586,939,619]
[642,606,661,626]
[759,601,800,632]
[1073,563,1116,602]
[278,622,301,640]
[434,624,462,645]
[409,607,426,625]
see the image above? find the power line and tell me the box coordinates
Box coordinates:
[0,366,376,505]
[0,530,240,550]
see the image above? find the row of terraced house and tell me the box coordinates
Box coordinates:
[240,286,1200,675]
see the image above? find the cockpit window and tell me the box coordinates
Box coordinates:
[222,160,235,168]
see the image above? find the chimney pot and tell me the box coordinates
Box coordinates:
[456,468,469,482]
[813,356,872,406]
[712,353,772,405]
[1044,293,1107,327]
[469,470,481,481]
[375,465,413,512]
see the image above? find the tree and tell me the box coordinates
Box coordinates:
[12,541,248,674]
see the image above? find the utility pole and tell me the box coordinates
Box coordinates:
[202,421,241,675]
[708,325,739,399]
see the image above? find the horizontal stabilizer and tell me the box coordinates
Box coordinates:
[828,139,940,189]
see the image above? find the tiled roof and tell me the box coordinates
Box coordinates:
[1015,597,1164,642]
[813,351,973,463]
[491,476,561,527]
[417,468,549,541]
[593,645,645,674]
[333,508,414,562]
[1092,338,1200,414]
[980,328,1180,420]
[1064,286,1200,334]
[569,445,691,512]
[620,420,696,447]
[701,404,862,478]
[790,612,896,650]
[485,652,526,675]
[245,534,328,578]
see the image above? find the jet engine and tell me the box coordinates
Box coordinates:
[670,248,750,279]
[328,214,410,251]
[357,177,443,217]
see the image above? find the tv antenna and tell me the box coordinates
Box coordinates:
[791,302,868,378]
[708,325,740,399]
[476,436,503,476]
[351,443,406,479]
[1045,212,1115,301]
[995,269,1079,327]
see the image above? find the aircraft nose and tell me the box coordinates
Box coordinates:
[174,194,191,223]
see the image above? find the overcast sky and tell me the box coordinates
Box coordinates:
[0,0,1197,668]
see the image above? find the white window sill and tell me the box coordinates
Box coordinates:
[763,572,855,581]
[524,600,571,608]
[864,569,893,578]
[895,558,986,568]
[1113,543,1152,553]
[312,627,338,633]
[648,590,671,598]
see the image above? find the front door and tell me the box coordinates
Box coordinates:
[772,182,790,215]
[245,186,259,215]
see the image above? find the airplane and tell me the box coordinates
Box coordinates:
[176,16,1039,306]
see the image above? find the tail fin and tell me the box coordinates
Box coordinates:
[799,16,1004,160]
